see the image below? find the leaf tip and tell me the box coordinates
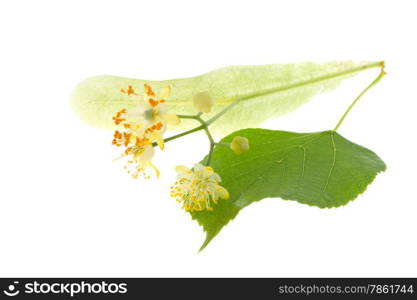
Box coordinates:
[198,233,215,253]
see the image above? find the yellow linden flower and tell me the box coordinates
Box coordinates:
[111,84,181,178]
[112,131,160,179]
[121,84,180,150]
[171,163,229,212]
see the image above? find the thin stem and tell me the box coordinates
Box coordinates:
[203,126,215,144]
[158,124,204,145]
[157,99,239,147]
[334,68,386,131]
[201,118,215,166]
[177,114,201,119]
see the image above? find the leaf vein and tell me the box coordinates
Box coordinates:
[322,131,337,193]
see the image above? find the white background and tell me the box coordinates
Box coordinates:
[0,0,416,277]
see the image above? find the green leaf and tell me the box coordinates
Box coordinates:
[191,129,386,250]
[71,61,383,136]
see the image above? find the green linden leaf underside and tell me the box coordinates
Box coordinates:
[71,61,383,136]
[192,129,386,251]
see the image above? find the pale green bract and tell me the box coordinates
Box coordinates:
[192,129,386,250]
[71,61,382,136]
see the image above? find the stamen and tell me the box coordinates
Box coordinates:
[120,85,136,95]
[144,83,155,97]
[112,109,127,125]
[148,99,159,107]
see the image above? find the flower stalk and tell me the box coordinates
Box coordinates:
[334,64,386,131]
[112,84,244,212]
[156,98,241,166]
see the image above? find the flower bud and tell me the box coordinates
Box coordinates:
[193,91,214,113]
[230,136,249,154]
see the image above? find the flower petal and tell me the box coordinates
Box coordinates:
[155,134,165,150]
[217,186,229,200]
[141,145,155,161]
[175,165,191,174]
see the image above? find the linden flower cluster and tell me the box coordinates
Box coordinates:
[112,84,249,212]
[112,84,179,179]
